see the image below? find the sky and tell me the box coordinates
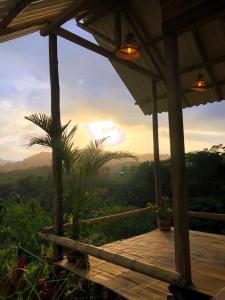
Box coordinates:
[0,22,225,161]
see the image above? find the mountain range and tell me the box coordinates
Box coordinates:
[0,152,169,173]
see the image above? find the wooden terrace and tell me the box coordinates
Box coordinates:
[56,229,225,299]
[1,0,225,298]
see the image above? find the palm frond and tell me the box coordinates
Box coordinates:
[25,114,52,135]
[25,134,52,148]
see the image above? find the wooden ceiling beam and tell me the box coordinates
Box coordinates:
[125,10,189,106]
[0,0,34,28]
[135,80,225,105]
[55,27,161,80]
[193,29,223,100]
[40,0,99,36]
[180,54,225,74]
[75,0,109,23]
[81,5,109,27]
[0,19,47,35]
[77,22,117,48]
[162,0,225,36]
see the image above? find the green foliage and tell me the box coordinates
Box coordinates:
[157,202,172,220]
[0,198,51,255]
[25,113,136,240]
[81,205,157,246]
[1,143,225,296]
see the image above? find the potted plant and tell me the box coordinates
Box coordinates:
[157,198,172,231]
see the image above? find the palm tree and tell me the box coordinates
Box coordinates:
[25,113,77,155]
[25,113,136,239]
[63,138,136,239]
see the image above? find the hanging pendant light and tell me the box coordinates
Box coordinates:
[191,74,208,92]
[115,32,140,61]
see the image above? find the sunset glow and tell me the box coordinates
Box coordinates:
[87,121,125,146]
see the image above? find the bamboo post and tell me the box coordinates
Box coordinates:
[164,34,192,285]
[49,33,63,259]
[152,79,161,208]
[39,232,183,286]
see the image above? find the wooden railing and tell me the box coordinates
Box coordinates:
[39,208,224,288]
[42,207,225,233]
[42,206,153,232]
[39,231,183,286]
[188,211,225,221]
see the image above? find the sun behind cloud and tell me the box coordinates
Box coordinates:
[86,121,126,146]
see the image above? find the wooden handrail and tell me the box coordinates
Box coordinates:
[189,211,225,221]
[42,207,153,232]
[39,232,183,286]
[42,208,225,233]
[82,207,153,225]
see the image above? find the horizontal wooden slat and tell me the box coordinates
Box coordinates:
[189,211,225,221]
[39,232,183,285]
[42,207,153,232]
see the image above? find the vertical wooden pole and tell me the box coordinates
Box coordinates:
[152,80,161,208]
[49,33,63,258]
[164,35,192,285]
[114,7,121,45]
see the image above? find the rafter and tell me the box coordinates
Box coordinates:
[76,0,110,24]
[81,5,109,27]
[125,10,164,78]
[193,29,223,100]
[40,0,99,36]
[125,9,189,106]
[55,27,161,80]
[77,22,117,48]
[0,0,34,28]
[135,79,225,106]
[162,0,225,36]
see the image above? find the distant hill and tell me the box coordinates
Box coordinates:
[0,152,169,173]
[0,158,14,166]
[108,153,169,171]
[0,152,51,172]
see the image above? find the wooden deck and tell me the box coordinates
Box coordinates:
[57,229,225,299]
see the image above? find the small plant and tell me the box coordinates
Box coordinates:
[157,202,172,220]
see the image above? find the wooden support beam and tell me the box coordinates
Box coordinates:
[81,4,110,27]
[49,33,63,259]
[77,22,117,48]
[55,27,161,80]
[0,0,33,28]
[193,29,223,100]
[75,0,107,22]
[152,80,161,208]
[135,79,225,107]
[180,54,225,75]
[125,10,165,80]
[114,6,121,45]
[77,21,225,78]
[164,34,192,285]
[0,20,47,36]
[162,0,225,36]
[125,10,187,107]
[39,232,183,286]
[40,0,97,36]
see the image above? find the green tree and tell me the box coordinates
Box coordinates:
[25,114,136,239]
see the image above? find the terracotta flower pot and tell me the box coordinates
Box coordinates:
[67,251,89,269]
[157,217,171,231]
